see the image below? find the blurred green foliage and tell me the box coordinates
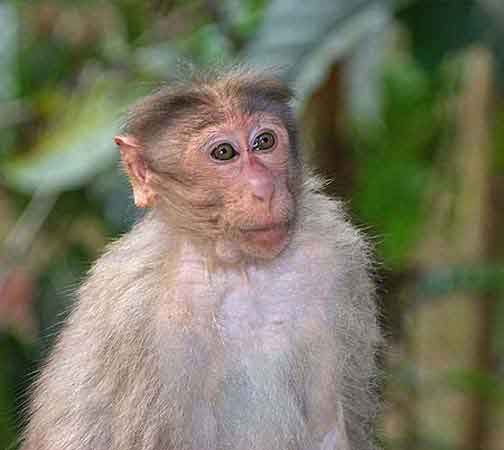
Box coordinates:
[1,1,503,449]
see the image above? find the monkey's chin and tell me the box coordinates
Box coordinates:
[238,224,290,260]
[213,224,290,264]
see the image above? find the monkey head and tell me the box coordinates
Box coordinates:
[115,70,301,262]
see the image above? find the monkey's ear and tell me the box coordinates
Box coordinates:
[114,135,157,208]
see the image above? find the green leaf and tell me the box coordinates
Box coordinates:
[0,331,33,450]
[1,81,141,194]
[397,0,488,73]
[244,0,391,101]
[442,368,504,402]
[0,4,19,160]
[480,0,504,87]
[0,4,17,100]
[416,264,504,299]
[351,58,440,267]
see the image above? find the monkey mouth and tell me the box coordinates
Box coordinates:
[239,222,289,233]
[238,222,289,245]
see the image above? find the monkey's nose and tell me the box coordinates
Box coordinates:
[244,157,275,203]
[248,174,274,203]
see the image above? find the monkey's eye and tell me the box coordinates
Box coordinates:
[210,143,237,161]
[252,132,276,152]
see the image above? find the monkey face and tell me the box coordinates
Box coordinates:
[179,112,296,260]
[116,71,300,262]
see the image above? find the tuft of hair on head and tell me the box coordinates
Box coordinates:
[119,65,298,153]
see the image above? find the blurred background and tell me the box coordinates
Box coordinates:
[0,0,503,449]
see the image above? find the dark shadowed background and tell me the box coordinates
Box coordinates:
[0,1,503,449]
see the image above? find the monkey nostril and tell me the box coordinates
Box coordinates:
[248,177,274,203]
[251,187,273,203]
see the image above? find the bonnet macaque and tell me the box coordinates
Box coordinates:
[22,69,381,450]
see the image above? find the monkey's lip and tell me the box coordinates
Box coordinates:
[238,223,289,243]
[239,222,288,233]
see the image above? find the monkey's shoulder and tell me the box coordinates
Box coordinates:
[293,190,372,269]
[82,216,170,289]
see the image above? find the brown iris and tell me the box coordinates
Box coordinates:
[252,132,275,152]
[211,143,237,161]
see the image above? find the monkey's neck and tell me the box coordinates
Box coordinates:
[214,238,248,265]
[142,208,257,272]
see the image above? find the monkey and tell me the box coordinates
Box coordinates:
[21,68,381,450]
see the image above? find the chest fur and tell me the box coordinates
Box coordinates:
[152,242,351,449]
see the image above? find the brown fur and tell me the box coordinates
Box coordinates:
[21,69,381,450]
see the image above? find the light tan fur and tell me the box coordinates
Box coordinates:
[21,70,381,450]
